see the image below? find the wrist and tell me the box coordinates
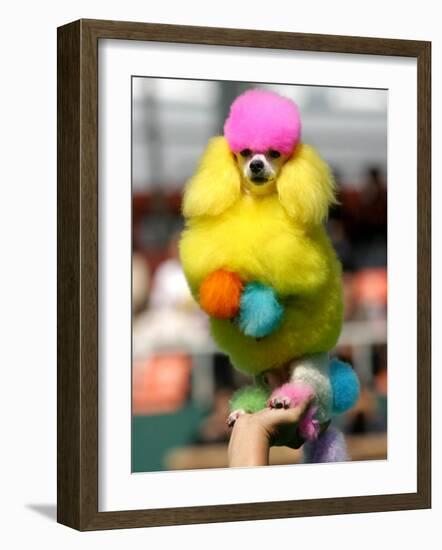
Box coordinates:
[228,415,271,467]
[235,413,271,440]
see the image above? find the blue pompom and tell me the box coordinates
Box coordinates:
[238,282,284,338]
[330,358,360,414]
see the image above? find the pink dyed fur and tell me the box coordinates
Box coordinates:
[298,405,320,440]
[269,383,320,440]
[224,89,301,156]
[270,382,313,406]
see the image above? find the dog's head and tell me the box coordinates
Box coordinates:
[182,89,336,226]
[233,148,288,196]
[225,89,299,197]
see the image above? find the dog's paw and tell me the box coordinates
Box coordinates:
[268,383,314,410]
[226,409,246,427]
[268,395,292,409]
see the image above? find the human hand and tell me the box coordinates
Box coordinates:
[227,397,312,467]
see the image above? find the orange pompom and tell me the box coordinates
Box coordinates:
[199,269,243,319]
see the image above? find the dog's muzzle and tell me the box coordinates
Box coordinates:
[251,176,269,185]
[248,158,272,186]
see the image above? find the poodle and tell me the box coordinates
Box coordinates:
[179,89,359,461]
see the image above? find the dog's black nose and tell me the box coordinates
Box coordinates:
[250,160,264,174]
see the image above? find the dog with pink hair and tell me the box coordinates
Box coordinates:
[180,88,360,463]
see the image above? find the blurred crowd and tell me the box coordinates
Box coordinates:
[131,79,388,472]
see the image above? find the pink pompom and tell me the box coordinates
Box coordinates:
[224,89,302,156]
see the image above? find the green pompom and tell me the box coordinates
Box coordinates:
[229,384,269,413]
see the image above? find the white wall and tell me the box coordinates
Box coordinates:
[0,1,439,548]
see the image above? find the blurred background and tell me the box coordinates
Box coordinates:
[131,78,388,472]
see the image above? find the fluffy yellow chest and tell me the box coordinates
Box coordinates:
[180,194,335,297]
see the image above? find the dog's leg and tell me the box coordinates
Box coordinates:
[302,426,348,463]
[268,382,320,439]
[268,354,332,440]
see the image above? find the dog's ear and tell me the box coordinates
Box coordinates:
[277,143,337,226]
[182,137,241,218]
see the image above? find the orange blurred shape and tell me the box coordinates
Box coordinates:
[132,353,191,415]
[352,268,387,306]
[375,368,388,396]
[199,269,243,319]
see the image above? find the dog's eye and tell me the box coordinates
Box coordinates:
[240,149,252,157]
[268,150,281,159]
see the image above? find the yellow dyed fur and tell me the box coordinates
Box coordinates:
[179,137,343,375]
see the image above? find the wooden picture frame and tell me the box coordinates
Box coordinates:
[57,18,431,530]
